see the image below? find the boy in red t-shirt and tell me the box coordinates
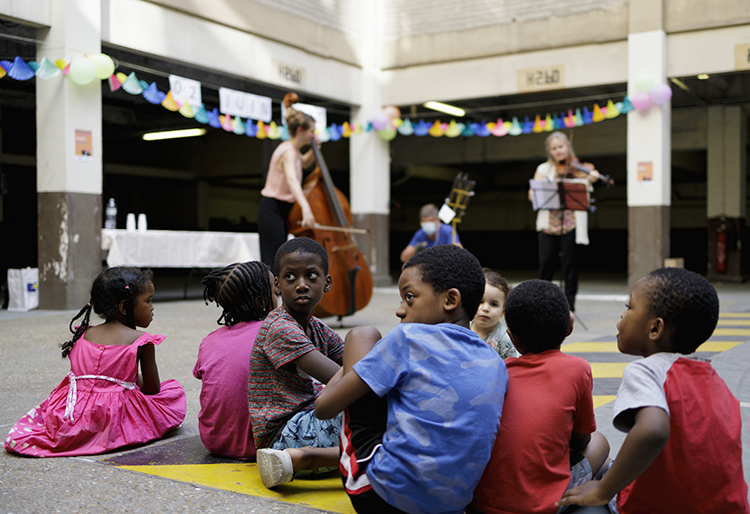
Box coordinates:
[471,280,610,514]
[557,267,749,514]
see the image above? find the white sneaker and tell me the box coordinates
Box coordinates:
[256,448,294,488]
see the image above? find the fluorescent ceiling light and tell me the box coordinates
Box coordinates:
[423,101,466,117]
[142,128,207,141]
[697,74,709,80]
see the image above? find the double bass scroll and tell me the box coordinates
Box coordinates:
[283,92,374,320]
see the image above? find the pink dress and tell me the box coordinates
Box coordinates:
[4,332,186,457]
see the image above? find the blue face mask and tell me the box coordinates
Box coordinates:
[421,221,437,236]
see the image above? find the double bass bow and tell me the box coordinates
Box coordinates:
[283,92,374,320]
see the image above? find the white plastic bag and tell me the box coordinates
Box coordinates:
[7,267,39,312]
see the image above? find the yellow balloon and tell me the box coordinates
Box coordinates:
[88,53,115,80]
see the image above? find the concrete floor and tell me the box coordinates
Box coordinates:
[1,272,749,513]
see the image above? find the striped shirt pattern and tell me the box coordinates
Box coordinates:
[248,306,344,448]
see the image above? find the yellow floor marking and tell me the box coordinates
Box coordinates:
[719,313,750,318]
[712,329,750,336]
[116,463,355,514]
[563,342,619,353]
[590,362,628,378]
[593,396,616,408]
[564,341,742,353]
[717,319,750,326]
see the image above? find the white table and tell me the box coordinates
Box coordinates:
[101,229,260,268]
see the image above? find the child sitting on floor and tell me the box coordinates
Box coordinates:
[315,245,508,514]
[193,261,275,460]
[472,268,519,358]
[5,266,186,457]
[471,279,609,514]
[248,237,344,488]
[556,267,749,513]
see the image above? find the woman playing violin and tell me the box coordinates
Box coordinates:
[527,131,601,312]
[257,109,318,268]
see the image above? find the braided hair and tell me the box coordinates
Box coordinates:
[202,261,275,326]
[61,266,154,358]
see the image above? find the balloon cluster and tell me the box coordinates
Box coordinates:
[630,72,673,111]
[372,106,402,141]
[68,54,116,85]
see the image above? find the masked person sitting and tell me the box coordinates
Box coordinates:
[400,203,462,263]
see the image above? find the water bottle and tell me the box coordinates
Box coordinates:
[105,198,117,229]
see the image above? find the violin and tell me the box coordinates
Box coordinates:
[557,157,615,188]
[283,92,374,320]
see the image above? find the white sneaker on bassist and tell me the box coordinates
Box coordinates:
[257,448,294,488]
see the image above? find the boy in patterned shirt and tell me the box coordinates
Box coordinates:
[315,245,508,514]
[249,237,343,488]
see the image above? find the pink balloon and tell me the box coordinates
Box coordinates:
[631,92,652,111]
[371,113,390,131]
[650,83,673,105]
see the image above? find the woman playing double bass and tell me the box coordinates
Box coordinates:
[257,109,318,268]
[528,131,601,312]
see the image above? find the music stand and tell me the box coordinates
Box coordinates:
[530,178,591,213]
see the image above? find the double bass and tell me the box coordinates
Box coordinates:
[283,92,373,320]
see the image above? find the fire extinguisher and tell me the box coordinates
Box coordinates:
[716,221,727,273]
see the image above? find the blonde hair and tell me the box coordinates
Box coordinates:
[545,131,577,167]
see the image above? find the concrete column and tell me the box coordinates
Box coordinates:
[627,2,671,289]
[706,105,747,281]
[37,0,103,309]
[350,1,392,286]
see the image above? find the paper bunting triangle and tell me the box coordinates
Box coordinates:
[575,108,583,127]
[522,116,534,134]
[115,72,128,84]
[194,104,209,124]
[397,119,413,136]
[139,79,149,90]
[341,121,352,138]
[318,126,330,142]
[532,115,544,133]
[54,59,68,70]
[207,108,221,128]
[267,121,281,139]
[0,66,5,79]
[219,114,232,131]
[544,113,555,132]
[565,110,575,128]
[620,96,634,114]
[605,99,620,119]
[508,117,522,136]
[62,63,70,75]
[27,61,38,72]
[329,123,341,141]
[280,125,290,140]
[429,121,444,137]
[445,120,461,137]
[233,116,246,135]
[354,122,363,135]
[35,57,62,79]
[245,119,257,137]
[143,82,166,104]
[490,118,508,136]
[256,121,267,139]
[413,120,430,136]
[461,123,475,137]
[7,56,35,81]
[161,91,180,111]
[178,101,195,118]
[582,107,593,124]
[121,72,143,94]
[592,104,605,122]
[472,122,489,137]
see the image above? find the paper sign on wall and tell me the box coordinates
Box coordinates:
[169,75,202,108]
[219,88,272,122]
[637,162,653,183]
[75,129,92,161]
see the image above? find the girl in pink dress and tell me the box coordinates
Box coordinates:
[4,266,186,457]
[193,261,275,460]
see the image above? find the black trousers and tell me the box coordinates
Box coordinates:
[257,196,293,270]
[538,230,578,311]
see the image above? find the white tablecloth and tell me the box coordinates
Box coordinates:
[101,229,260,268]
